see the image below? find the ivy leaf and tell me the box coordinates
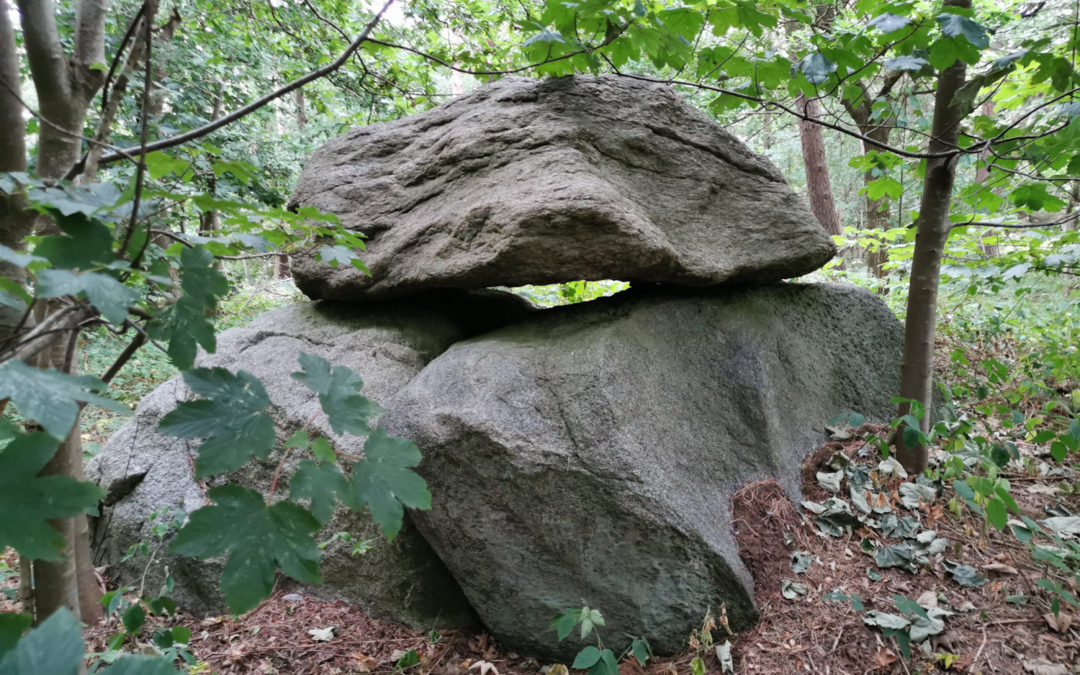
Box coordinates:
[796,53,836,85]
[0,614,30,662]
[291,353,383,437]
[346,430,429,539]
[875,543,918,572]
[0,432,106,560]
[943,560,987,587]
[147,246,228,369]
[0,360,128,439]
[0,608,84,675]
[868,13,911,33]
[290,460,349,525]
[169,484,322,614]
[35,268,138,325]
[936,13,990,49]
[157,368,276,478]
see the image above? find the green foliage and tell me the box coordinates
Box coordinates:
[292,353,382,437]
[0,360,127,439]
[158,368,276,478]
[0,432,106,560]
[348,429,431,539]
[0,609,84,675]
[169,484,324,614]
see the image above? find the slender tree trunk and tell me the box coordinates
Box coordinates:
[0,0,32,343]
[974,101,1000,256]
[199,91,224,237]
[893,0,970,474]
[275,88,307,278]
[796,94,843,237]
[17,0,110,625]
[862,128,893,277]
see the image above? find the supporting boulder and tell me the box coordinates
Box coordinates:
[381,283,901,659]
[288,75,835,301]
[88,291,531,626]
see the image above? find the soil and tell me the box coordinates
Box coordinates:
[5,427,1079,674]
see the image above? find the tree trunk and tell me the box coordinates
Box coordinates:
[0,0,32,344]
[974,101,1000,256]
[893,0,970,474]
[796,94,843,237]
[17,0,110,625]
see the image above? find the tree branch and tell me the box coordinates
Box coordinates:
[96,0,397,166]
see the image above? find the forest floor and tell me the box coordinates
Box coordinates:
[5,420,1076,675]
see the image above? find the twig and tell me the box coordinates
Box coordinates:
[97,0,397,165]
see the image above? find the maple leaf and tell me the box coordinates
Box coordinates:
[347,429,430,540]
[291,353,382,436]
[0,432,105,560]
[169,485,322,614]
[158,368,276,478]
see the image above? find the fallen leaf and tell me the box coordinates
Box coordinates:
[470,660,500,675]
[781,580,808,599]
[872,645,897,669]
[716,641,733,674]
[983,562,1018,575]
[351,652,378,672]
[916,590,938,610]
[1023,658,1069,675]
[1043,612,1073,633]
[308,626,335,642]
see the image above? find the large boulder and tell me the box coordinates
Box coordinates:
[380,283,902,659]
[89,291,531,625]
[288,75,835,301]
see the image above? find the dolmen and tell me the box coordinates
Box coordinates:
[90,75,901,660]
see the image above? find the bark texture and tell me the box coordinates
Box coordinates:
[894,0,971,473]
[16,0,111,624]
[796,94,843,237]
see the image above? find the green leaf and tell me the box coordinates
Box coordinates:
[102,655,183,674]
[796,53,836,85]
[158,368,275,478]
[631,638,650,666]
[691,656,706,675]
[0,243,42,268]
[943,560,987,587]
[122,603,146,635]
[989,494,1010,531]
[522,25,567,48]
[578,607,604,640]
[869,13,910,33]
[875,544,917,572]
[0,608,84,675]
[892,594,929,621]
[169,484,322,614]
[936,13,990,49]
[35,268,138,325]
[0,614,30,663]
[147,246,228,369]
[883,55,929,71]
[572,646,602,670]
[292,354,383,437]
[550,611,577,642]
[33,213,114,270]
[290,460,349,525]
[0,432,106,560]
[347,430,430,540]
[0,360,127,439]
